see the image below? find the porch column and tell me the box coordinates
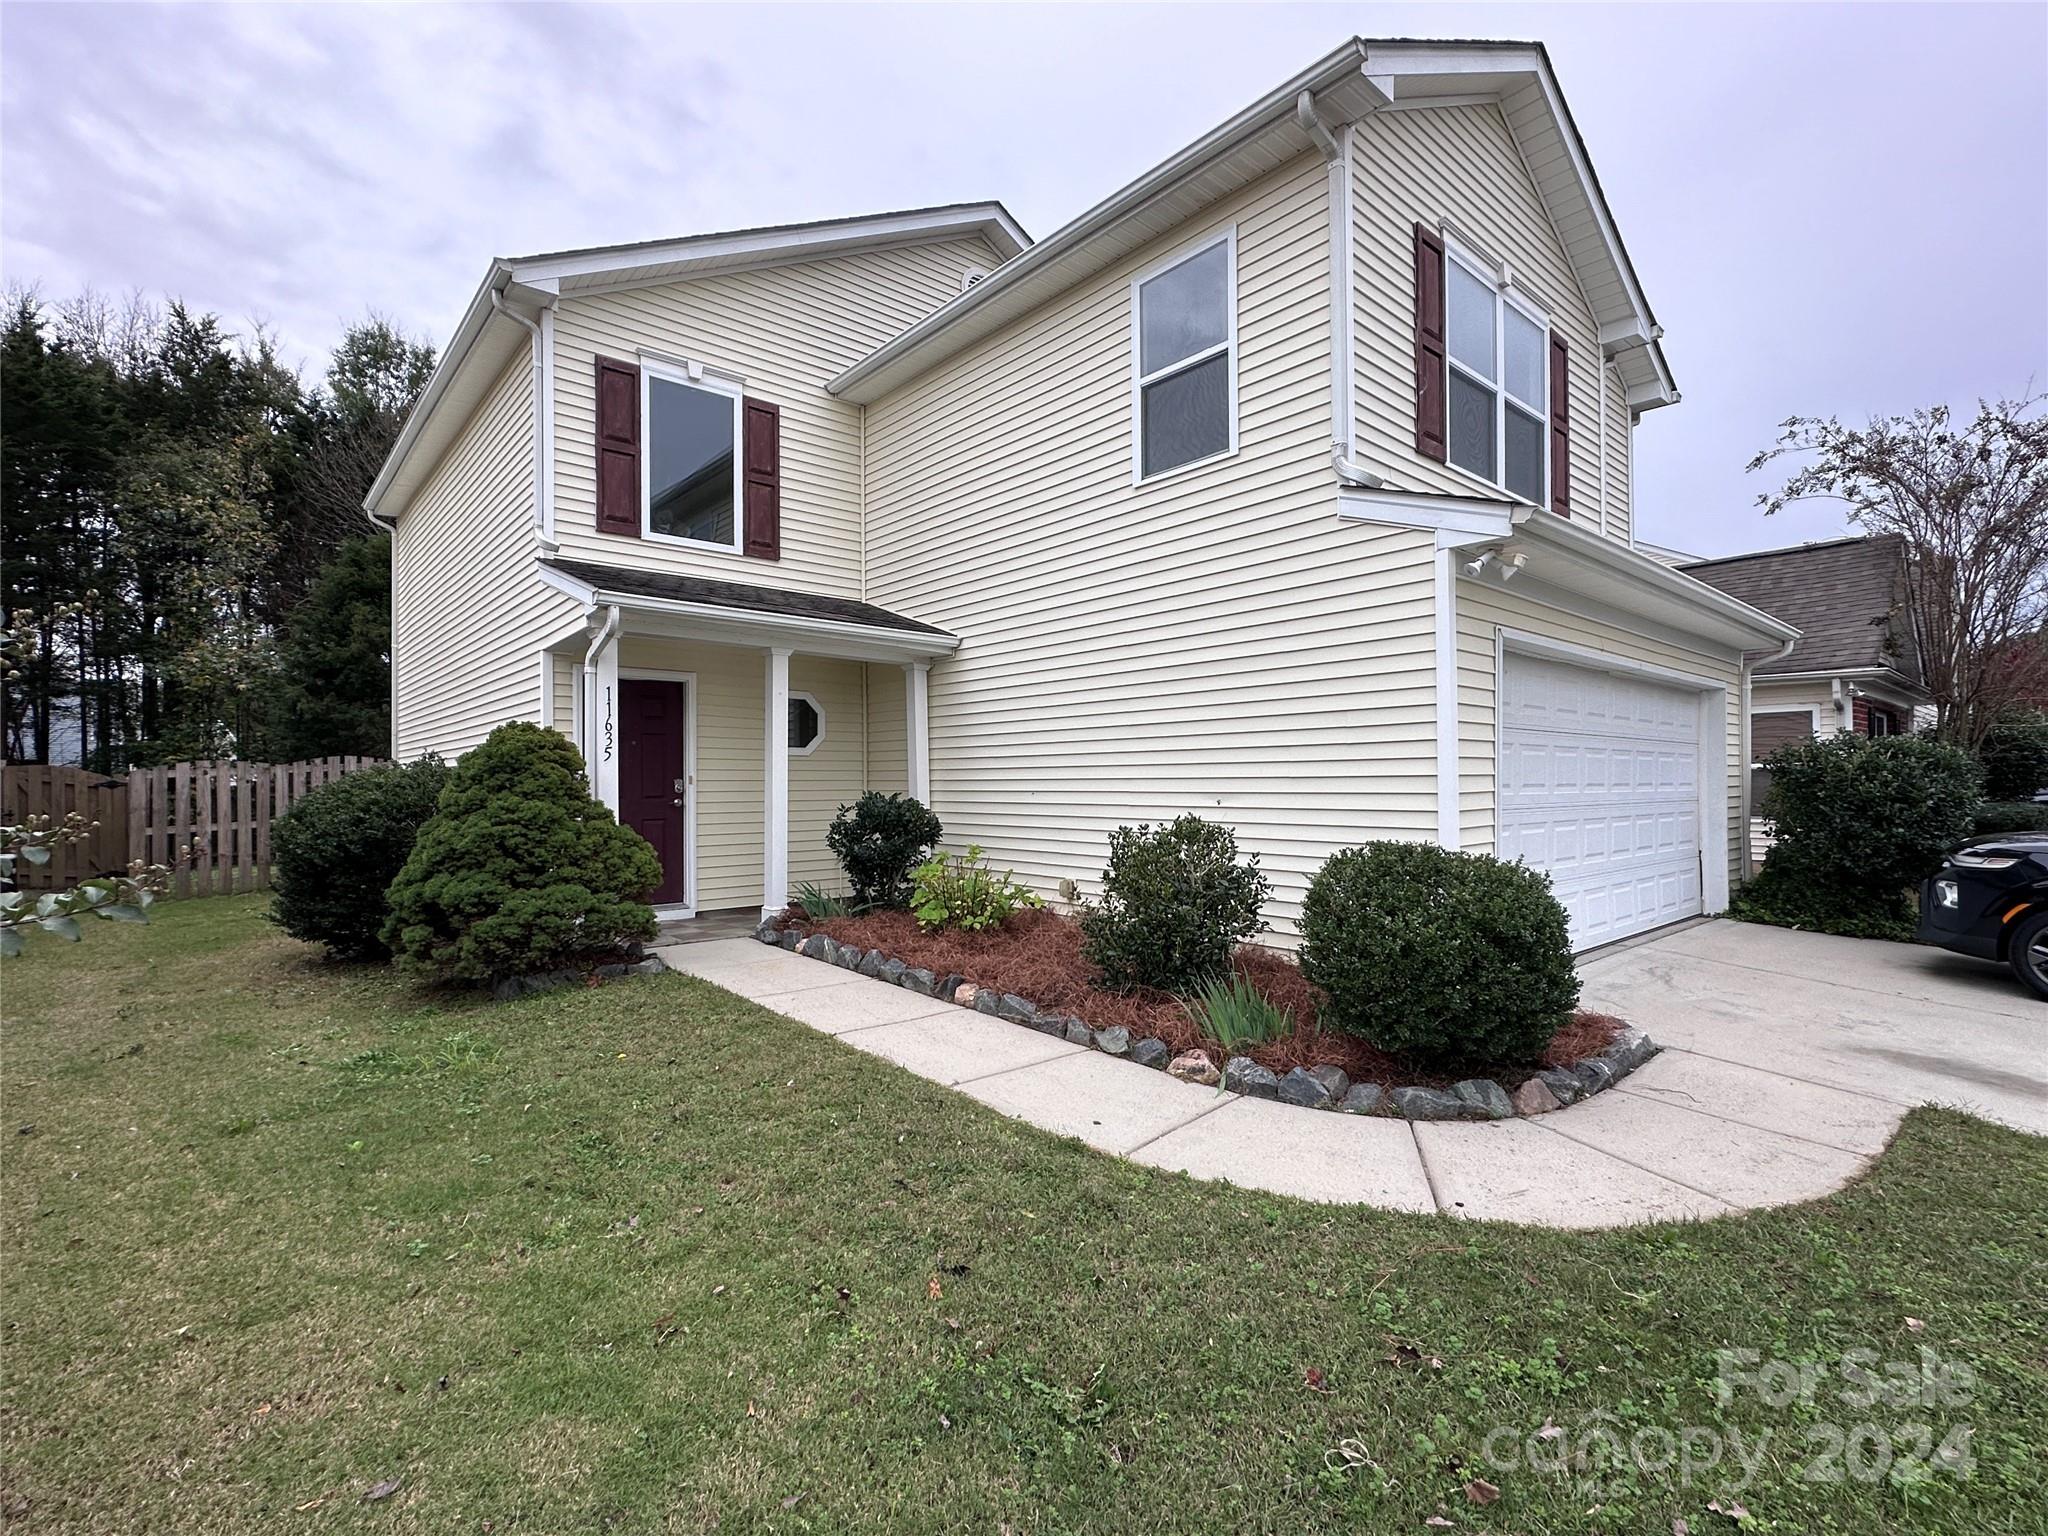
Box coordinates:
[762,646,791,919]
[904,660,931,805]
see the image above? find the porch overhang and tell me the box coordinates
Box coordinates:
[538,558,959,662]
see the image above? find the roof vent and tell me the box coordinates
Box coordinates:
[961,266,990,292]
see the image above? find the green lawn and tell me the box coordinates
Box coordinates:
[2,896,2043,1534]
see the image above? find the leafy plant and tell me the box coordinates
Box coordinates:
[1738,732,1981,937]
[0,814,165,957]
[1298,842,1579,1071]
[1974,710,2048,801]
[910,845,1043,932]
[1079,815,1271,992]
[1179,971,1292,1052]
[825,792,944,909]
[792,880,853,920]
[1970,799,2048,837]
[269,757,451,961]
[381,722,662,985]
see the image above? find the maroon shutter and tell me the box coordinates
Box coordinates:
[742,396,781,560]
[595,357,641,536]
[1412,223,1447,462]
[1548,334,1571,517]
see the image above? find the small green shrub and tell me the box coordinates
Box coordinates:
[1974,711,2048,801]
[1969,800,2048,838]
[1729,865,1915,942]
[382,722,662,985]
[1745,733,1981,937]
[270,757,453,961]
[1298,842,1579,1071]
[1079,815,1272,992]
[1180,972,1292,1052]
[910,845,1042,932]
[825,792,944,909]
[792,880,853,920]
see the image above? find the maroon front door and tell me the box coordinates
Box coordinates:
[620,678,686,905]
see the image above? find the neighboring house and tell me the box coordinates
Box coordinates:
[370,37,1796,951]
[1680,534,1929,864]
[1681,535,1928,749]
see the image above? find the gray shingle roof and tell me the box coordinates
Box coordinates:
[542,558,953,638]
[1679,535,1920,681]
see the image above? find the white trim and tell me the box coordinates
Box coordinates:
[1496,627,1732,927]
[763,648,792,919]
[904,660,931,804]
[639,359,744,554]
[1434,549,1461,850]
[1337,483,1522,539]
[787,690,824,756]
[508,204,1030,288]
[619,667,699,917]
[1129,224,1240,486]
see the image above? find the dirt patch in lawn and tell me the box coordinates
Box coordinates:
[803,907,1622,1088]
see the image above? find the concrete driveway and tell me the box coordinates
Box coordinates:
[1579,920,2047,1137]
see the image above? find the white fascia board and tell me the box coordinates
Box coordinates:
[569,582,959,662]
[827,38,1374,402]
[1512,513,1800,649]
[508,205,1028,290]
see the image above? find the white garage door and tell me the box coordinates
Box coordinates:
[1498,650,1703,950]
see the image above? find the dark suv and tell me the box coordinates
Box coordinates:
[1917,831,2048,1000]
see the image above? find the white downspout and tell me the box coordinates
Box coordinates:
[580,603,621,796]
[1738,633,1799,880]
[491,290,555,550]
[1297,90,1383,491]
[1596,359,1609,538]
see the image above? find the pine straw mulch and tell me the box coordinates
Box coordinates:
[802,906,1623,1090]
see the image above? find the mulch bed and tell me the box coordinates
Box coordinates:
[805,906,1622,1090]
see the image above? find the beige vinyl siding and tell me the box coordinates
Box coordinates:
[614,637,865,907]
[1600,357,1633,544]
[392,355,579,761]
[1350,106,1624,537]
[1752,678,1839,737]
[864,154,1440,938]
[864,664,908,796]
[1455,581,1747,891]
[550,238,998,599]
[547,652,577,741]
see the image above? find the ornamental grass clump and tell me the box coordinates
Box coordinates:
[382,722,662,985]
[1298,841,1578,1071]
[1080,815,1271,992]
[270,757,452,962]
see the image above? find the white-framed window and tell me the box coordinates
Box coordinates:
[788,692,823,755]
[642,357,743,550]
[1130,227,1237,483]
[1443,238,1548,506]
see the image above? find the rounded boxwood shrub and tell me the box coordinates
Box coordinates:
[382,722,663,985]
[1971,799,2048,837]
[1975,710,2048,801]
[1298,842,1579,1070]
[269,756,453,961]
[1080,814,1272,992]
[1735,732,1981,938]
[825,791,943,909]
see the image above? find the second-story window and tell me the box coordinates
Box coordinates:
[645,362,742,548]
[1132,228,1237,481]
[1445,245,1548,506]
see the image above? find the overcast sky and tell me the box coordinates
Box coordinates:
[4,2,2043,555]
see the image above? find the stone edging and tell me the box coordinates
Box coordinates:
[754,920,1658,1121]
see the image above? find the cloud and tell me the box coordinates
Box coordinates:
[4,1,2043,553]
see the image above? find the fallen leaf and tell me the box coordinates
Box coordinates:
[1673,1520,1690,1536]
[779,1493,805,1510]
[1304,1366,1330,1393]
[712,1285,726,1297]
[1425,1519,1455,1529]
[1463,1478,1500,1506]
[362,1479,400,1503]
[927,1276,943,1301]
[1905,1317,1926,1333]
[1535,1420,1564,1442]
[293,1497,323,1512]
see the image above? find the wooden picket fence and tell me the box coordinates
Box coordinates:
[128,757,385,897]
[0,764,131,890]
[4,756,385,895]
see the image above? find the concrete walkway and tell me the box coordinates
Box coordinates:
[653,921,2045,1229]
